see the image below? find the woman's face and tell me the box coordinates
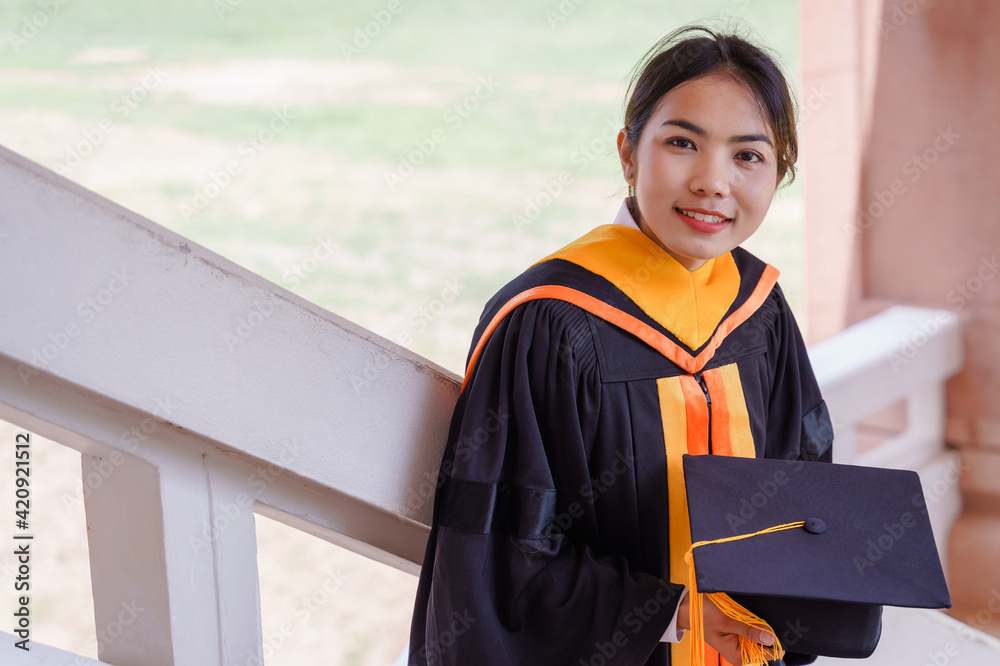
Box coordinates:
[617,73,779,271]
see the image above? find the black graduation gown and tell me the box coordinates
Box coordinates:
[407,242,834,666]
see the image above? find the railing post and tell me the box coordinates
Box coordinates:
[83,452,176,665]
[84,447,264,665]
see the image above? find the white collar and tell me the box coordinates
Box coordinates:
[611,198,640,231]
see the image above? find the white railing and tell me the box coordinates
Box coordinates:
[0,144,459,665]
[809,305,964,570]
[0,143,996,664]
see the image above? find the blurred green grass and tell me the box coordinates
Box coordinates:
[0,0,798,70]
[0,0,803,368]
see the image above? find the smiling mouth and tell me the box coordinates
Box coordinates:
[675,207,733,224]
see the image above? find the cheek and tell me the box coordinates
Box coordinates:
[639,151,682,191]
[736,175,776,212]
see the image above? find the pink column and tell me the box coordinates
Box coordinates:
[802,0,1000,637]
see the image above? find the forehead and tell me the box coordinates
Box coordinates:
[647,73,773,140]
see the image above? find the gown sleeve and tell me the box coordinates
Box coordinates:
[409,299,683,666]
[763,284,835,464]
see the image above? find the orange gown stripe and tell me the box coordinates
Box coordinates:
[701,369,732,457]
[712,364,757,459]
[460,265,778,392]
[680,375,710,456]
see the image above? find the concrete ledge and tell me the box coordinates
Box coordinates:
[814,606,1000,665]
[809,305,962,428]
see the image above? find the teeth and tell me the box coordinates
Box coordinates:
[680,208,729,224]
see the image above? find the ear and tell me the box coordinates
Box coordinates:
[617,128,635,183]
[775,164,787,188]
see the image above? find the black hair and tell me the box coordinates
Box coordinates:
[623,25,798,187]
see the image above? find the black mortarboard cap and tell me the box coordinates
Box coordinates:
[682,454,952,661]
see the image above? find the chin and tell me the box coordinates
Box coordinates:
[675,245,726,263]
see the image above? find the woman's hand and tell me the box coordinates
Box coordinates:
[677,592,775,666]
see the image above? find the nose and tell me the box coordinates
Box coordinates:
[689,151,731,198]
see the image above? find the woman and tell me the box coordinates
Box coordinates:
[408,25,833,666]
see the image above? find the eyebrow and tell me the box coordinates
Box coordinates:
[660,119,774,148]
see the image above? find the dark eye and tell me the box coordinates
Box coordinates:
[736,150,763,163]
[667,137,695,149]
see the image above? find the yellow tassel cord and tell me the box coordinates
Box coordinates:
[684,521,805,666]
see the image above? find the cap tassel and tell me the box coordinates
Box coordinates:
[684,521,805,666]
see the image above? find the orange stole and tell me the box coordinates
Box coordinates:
[660,364,757,666]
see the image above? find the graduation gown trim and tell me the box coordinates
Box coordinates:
[534,224,744,351]
[461,258,779,391]
[658,367,758,666]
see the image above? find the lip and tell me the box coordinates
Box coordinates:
[674,207,733,234]
[680,206,731,218]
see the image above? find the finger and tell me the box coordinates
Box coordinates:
[712,633,744,666]
[739,622,775,647]
[714,613,774,647]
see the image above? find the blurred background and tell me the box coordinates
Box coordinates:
[0,2,803,664]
